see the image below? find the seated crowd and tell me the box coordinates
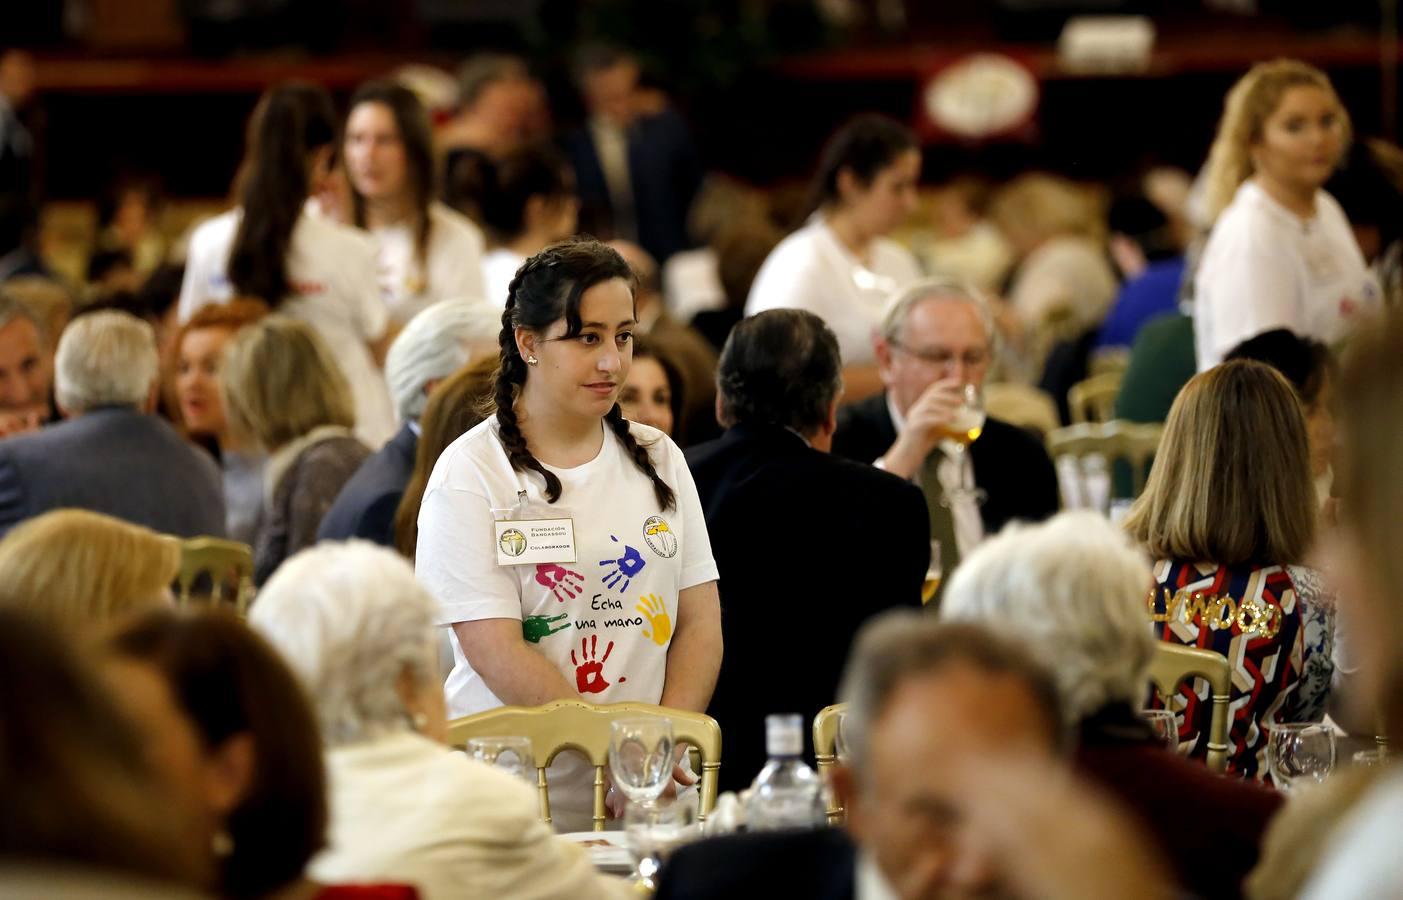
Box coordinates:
[2,47,1402,900]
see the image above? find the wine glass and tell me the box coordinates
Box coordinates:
[609,717,675,807]
[943,384,987,502]
[624,799,699,892]
[1267,723,1336,792]
[1141,710,1179,751]
[466,736,535,783]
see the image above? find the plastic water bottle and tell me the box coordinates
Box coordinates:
[745,714,825,831]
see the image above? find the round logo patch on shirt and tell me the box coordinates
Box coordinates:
[499,528,527,557]
[642,516,677,559]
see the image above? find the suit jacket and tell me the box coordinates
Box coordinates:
[0,406,225,538]
[685,423,929,792]
[655,827,856,900]
[566,108,703,264]
[317,423,418,547]
[832,392,1060,536]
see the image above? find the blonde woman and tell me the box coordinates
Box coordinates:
[221,316,370,583]
[0,508,180,630]
[1195,59,1379,370]
[1124,360,1332,778]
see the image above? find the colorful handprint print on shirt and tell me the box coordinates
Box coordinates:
[570,634,620,694]
[636,594,672,646]
[535,563,584,603]
[522,613,570,644]
[599,536,646,592]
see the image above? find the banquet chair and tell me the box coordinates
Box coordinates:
[1146,643,1232,773]
[1067,372,1124,424]
[1088,347,1131,378]
[813,703,848,825]
[446,700,722,831]
[1047,420,1163,510]
[175,537,255,616]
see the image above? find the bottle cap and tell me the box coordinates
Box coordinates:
[765,714,804,757]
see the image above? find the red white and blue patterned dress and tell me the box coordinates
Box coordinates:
[1147,560,1334,778]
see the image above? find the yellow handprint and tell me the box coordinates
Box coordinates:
[636,593,672,646]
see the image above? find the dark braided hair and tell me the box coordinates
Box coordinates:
[495,240,676,511]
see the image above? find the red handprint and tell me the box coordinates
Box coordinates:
[535,563,584,603]
[570,634,616,695]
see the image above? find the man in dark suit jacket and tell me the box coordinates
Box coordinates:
[566,46,703,265]
[0,310,224,538]
[318,300,499,547]
[831,280,1059,589]
[685,310,930,792]
[655,617,1074,900]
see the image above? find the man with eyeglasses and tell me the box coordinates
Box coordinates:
[833,280,1058,594]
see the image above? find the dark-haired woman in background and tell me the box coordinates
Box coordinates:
[618,335,683,439]
[415,240,720,831]
[449,143,579,307]
[178,82,396,447]
[744,113,923,401]
[344,80,487,326]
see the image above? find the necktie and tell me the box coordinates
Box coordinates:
[919,449,960,606]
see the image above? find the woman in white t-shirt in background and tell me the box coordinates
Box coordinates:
[1194,59,1380,371]
[745,113,923,401]
[179,83,397,447]
[415,240,721,831]
[448,144,579,307]
[344,80,488,324]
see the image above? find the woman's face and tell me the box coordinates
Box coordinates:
[841,148,922,237]
[618,355,674,435]
[1252,85,1345,195]
[519,278,636,421]
[345,101,409,205]
[176,326,234,438]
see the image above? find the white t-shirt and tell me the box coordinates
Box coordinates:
[744,219,923,366]
[482,248,525,309]
[415,418,718,828]
[371,202,487,325]
[178,208,397,447]
[1194,179,1380,371]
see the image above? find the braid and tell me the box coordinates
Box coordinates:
[605,404,677,511]
[494,264,564,502]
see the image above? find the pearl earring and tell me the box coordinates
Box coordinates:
[412,712,429,730]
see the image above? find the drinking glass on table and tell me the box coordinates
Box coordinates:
[609,717,675,807]
[1141,710,1179,751]
[466,736,535,783]
[1267,723,1336,792]
[624,799,699,891]
[940,384,987,503]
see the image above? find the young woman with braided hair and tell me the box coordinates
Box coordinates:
[415,239,721,831]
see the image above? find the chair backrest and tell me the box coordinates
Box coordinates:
[1068,371,1124,424]
[1146,643,1232,773]
[1047,420,1163,509]
[446,700,722,831]
[175,537,255,616]
[1088,347,1131,378]
[812,703,847,825]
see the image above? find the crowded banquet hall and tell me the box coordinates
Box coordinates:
[5,1,1403,897]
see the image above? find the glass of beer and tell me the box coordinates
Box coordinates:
[921,540,942,605]
[942,384,986,501]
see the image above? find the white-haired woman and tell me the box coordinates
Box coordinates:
[250,540,628,900]
[942,511,1282,900]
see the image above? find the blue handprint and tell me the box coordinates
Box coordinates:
[599,535,647,592]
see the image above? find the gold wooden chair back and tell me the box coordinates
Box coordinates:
[1147,643,1232,773]
[813,703,848,825]
[1088,348,1131,378]
[1068,372,1124,424]
[175,537,255,616]
[446,700,722,831]
[1046,420,1163,503]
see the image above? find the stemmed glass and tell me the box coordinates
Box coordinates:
[942,384,987,503]
[466,736,536,783]
[609,718,676,888]
[1141,710,1179,751]
[1267,723,1336,793]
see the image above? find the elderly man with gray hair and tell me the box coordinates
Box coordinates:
[0,309,224,537]
[251,540,629,900]
[942,510,1282,900]
[832,278,1058,596]
[318,299,499,545]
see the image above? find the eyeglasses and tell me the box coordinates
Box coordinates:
[889,340,989,370]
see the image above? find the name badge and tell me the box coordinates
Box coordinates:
[494,517,577,566]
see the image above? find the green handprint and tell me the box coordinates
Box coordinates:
[522,612,571,644]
